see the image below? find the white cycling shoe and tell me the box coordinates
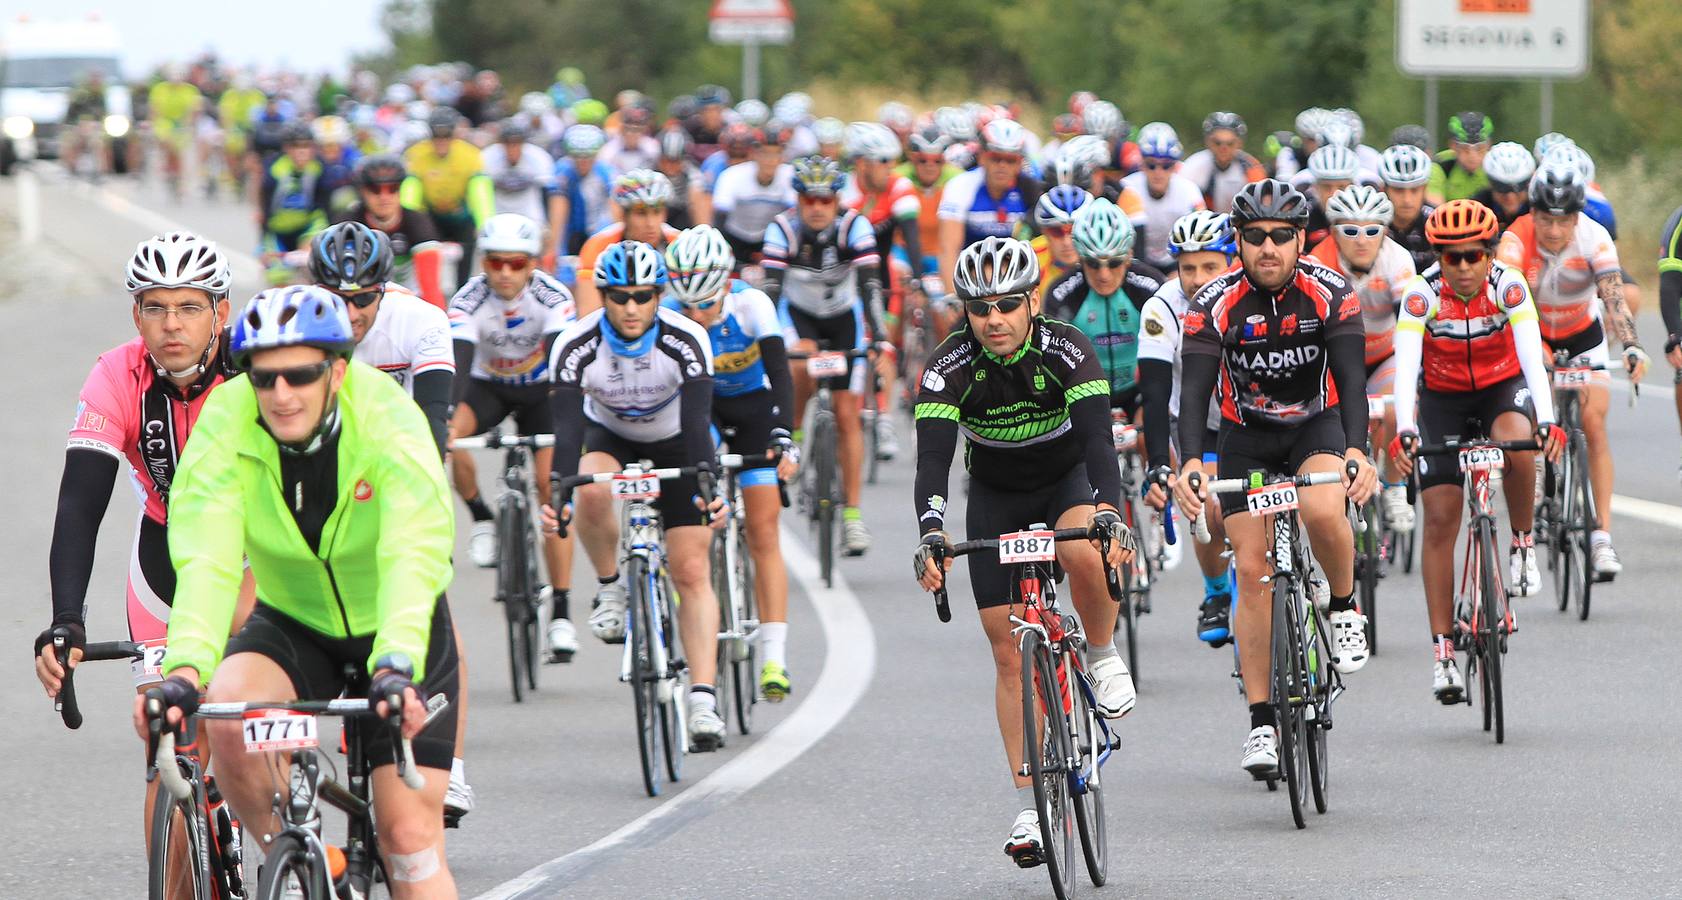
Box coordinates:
[468,521,497,568]
[589,583,629,643]
[1591,539,1622,581]
[875,418,901,460]
[1433,657,1465,704]
[1382,483,1415,532]
[1327,609,1370,674]
[546,618,578,662]
[842,517,872,556]
[1508,544,1541,598]
[1241,725,1280,779]
[688,699,726,752]
[1087,655,1136,719]
[1004,807,1044,868]
[444,766,475,826]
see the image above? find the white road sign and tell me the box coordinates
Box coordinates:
[1396,0,1590,78]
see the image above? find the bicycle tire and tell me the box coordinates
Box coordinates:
[1069,661,1108,887]
[1303,606,1330,815]
[1476,518,1504,743]
[627,557,662,797]
[1571,436,1594,621]
[657,569,685,783]
[866,389,882,486]
[1400,518,1417,573]
[256,830,330,900]
[710,527,738,735]
[731,516,759,734]
[498,493,533,703]
[1273,572,1308,830]
[1358,502,1380,655]
[147,770,213,900]
[1553,450,1573,612]
[812,410,837,587]
[1020,629,1076,898]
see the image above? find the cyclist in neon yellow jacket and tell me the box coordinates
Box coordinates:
[147,285,460,896]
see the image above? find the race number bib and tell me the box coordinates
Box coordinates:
[242,710,319,752]
[138,639,168,678]
[805,353,850,378]
[1367,396,1388,418]
[1552,367,1592,388]
[1246,482,1300,515]
[1112,422,1138,451]
[611,473,661,500]
[1459,447,1504,473]
[998,530,1058,564]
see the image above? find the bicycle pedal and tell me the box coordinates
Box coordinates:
[443,810,464,829]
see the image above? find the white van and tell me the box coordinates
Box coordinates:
[0,15,130,173]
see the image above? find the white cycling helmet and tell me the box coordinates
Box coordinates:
[126,231,232,299]
[733,99,769,128]
[1295,107,1330,141]
[384,83,416,106]
[844,121,902,162]
[773,91,812,124]
[1326,184,1394,225]
[1482,141,1537,188]
[1316,121,1356,150]
[1136,121,1183,160]
[612,168,674,208]
[564,124,606,156]
[876,101,914,132]
[311,115,351,146]
[663,224,736,307]
[1169,210,1235,256]
[934,106,976,143]
[1081,100,1124,142]
[1331,107,1364,146]
[813,117,846,147]
[1377,143,1432,188]
[519,91,553,117]
[952,236,1039,301]
[1542,143,1595,183]
[1054,134,1108,186]
[1071,197,1136,260]
[943,141,976,171]
[1532,132,1574,163]
[980,118,1028,155]
[478,213,543,257]
[1308,144,1359,182]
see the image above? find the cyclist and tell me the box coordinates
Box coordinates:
[1427,111,1492,206]
[1471,141,1535,233]
[1390,200,1561,701]
[1497,158,1648,580]
[332,154,448,308]
[699,121,756,194]
[256,121,329,282]
[573,169,682,315]
[147,64,203,194]
[142,285,462,898]
[1271,107,1329,180]
[543,241,730,750]
[1379,142,1438,273]
[481,118,557,237]
[1306,184,1418,530]
[403,106,493,286]
[1138,211,1240,643]
[1179,111,1266,215]
[216,71,264,186]
[1296,143,1361,248]
[447,214,579,656]
[664,225,802,700]
[711,124,797,267]
[937,119,1046,297]
[1121,122,1207,272]
[1172,179,1378,778]
[600,104,659,174]
[655,126,711,230]
[763,156,885,556]
[1029,185,1094,296]
[550,124,617,257]
[897,124,961,277]
[911,235,1137,867]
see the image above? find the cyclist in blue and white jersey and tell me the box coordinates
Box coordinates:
[936,119,1045,297]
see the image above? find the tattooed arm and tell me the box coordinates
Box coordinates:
[1599,272,1649,379]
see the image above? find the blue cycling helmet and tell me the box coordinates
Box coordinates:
[230,285,356,370]
[1136,122,1183,161]
[308,222,393,291]
[593,240,669,288]
[1169,210,1236,258]
[1034,184,1095,228]
[792,156,847,197]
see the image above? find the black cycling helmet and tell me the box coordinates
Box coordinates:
[499,117,531,143]
[1230,178,1310,226]
[667,94,698,122]
[280,120,313,145]
[308,222,394,291]
[354,153,407,187]
[1202,110,1246,138]
[1447,110,1492,144]
[1389,124,1432,151]
[428,105,462,138]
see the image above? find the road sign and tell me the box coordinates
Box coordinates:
[1396,0,1589,78]
[709,0,794,45]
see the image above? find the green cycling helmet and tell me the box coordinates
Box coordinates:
[572,98,609,126]
[1070,197,1136,260]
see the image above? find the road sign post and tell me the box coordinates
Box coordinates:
[709,0,794,102]
[1395,0,1589,134]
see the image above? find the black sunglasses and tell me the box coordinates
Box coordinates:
[1081,257,1128,270]
[1439,247,1490,267]
[249,360,332,389]
[964,293,1029,317]
[1240,226,1299,247]
[1490,181,1525,195]
[329,285,385,308]
[605,288,659,306]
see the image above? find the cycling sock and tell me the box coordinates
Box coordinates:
[1326,592,1356,614]
[598,574,619,586]
[759,621,788,667]
[464,494,493,522]
[1016,784,1037,812]
[551,588,570,620]
[843,506,862,522]
[688,683,717,711]
[1249,702,1275,729]
[1590,529,1611,547]
[1087,641,1119,663]
[1202,573,1231,598]
[1510,529,1534,548]
[1434,634,1455,661]
[451,756,467,784]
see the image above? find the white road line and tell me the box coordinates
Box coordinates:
[470,526,878,899]
[69,178,266,284]
[1611,493,1682,529]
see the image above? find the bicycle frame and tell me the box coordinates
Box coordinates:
[1459,460,1509,635]
[1007,562,1116,794]
[617,471,674,692]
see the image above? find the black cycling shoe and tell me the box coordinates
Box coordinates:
[1197,595,1232,647]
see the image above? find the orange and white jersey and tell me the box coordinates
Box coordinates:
[1306,235,1416,366]
[1497,213,1619,342]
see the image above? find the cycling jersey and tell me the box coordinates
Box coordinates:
[1119,170,1208,269]
[1496,213,1619,341]
[712,160,797,253]
[912,316,1122,534]
[1030,234,1079,296]
[217,87,264,134]
[1658,204,1682,341]
[354,284,455,391]
[1389,205,1437,273]
[1470,188,1528,234]
[663,161,703,229]
[163,361,456,684]
[147,81,200,132]
[1429,152,1488,203]
[1138,277,1223,449]
[331,204,446,308]
[1178,149,1266,214]
[895,161,961,271]
[1583,183,1617,239]
[551,158,618,252]
[663,282,783,398]
[548,306,713,444]
[1044,263,1165,396]
[401,139,491,219]
[260,156,328,243]
[481,142,556,225]
[762,209,880,319]
[1391,260,1555,435]
[1306,235,1417,366]
[599,134,660,175]
[449,271,577,383]
[936,168,1044,247]
[840,173,921,283]
[576,222,681,286]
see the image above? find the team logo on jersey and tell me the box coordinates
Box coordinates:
[1033,373,1046,391]
[1502,282,1526,310]
[1087,311,1098,324]
[75,401,107,434]
[975,369,987,381]
[1280,314,1298,336]
[1183,310,1207,333]
[1337,296,1361,319]
[354,479,373,502]
[1243,317,1268,339]
[1404,292,1429,318]
[922,369,946,392]
[1144,316,1164,337]
[1514,387,1531,410]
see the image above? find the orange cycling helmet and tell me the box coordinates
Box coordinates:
[1425,199,1499,246]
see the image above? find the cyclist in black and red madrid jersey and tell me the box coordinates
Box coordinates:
[1171,179,1378,781]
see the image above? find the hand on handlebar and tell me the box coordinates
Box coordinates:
[1088,507,1136,571]
[769,428,800,481]
[34,623,85,698]
[132,674,200,743]
[1173,461,1206,521]
[1144,466,1172,511]
[914,531,954,592]
[1624,345,1650,383]
[1343,448,1379,505]
[694,469,729,530]
[541,496,573,538]
[1389,431,1418,477]
[371,669,428,740]
[1537,422,1566,463]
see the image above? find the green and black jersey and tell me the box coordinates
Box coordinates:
[1659,204,1682,341]
[912,316,1123,535]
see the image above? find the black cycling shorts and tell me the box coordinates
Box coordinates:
[784,303,866,389]
[1416,375,1534,491]
[1215,410,1346,517]
[1548,319,1605,360]
[223,597,460,771]
[581,422,705,527]
[964,465,1096,609]
[461,379,553,437]
[713,391,778,471]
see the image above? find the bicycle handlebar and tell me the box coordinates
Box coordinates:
[451,432,555,451]
[929,527,1124,622]
[55,638,143,730]
[785,348,874,360]
[1189,464,1358,545]
[183,696,434,791]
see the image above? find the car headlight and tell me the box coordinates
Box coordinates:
[2,116,34,140]
[103,115,130,138]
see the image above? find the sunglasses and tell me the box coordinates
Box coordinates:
[1240,226,1299,247]
[329,285,385,308]
[604,288,659,305]
[363,183,400,196]
[982,153,1023,166]
[1438,247,1490,267]
[964,292,1029,317]
[1143,160,1176,171]
[1081,257,1127,270]
[1334,224,1385,239]
[1490,181,1525,195]
[249,360,332,389]
[799,194,838,205]
[1041,223,1071,238]
[484,255,534,272]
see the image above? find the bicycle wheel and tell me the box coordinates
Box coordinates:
[710,528,738,732]
[1303,606,1331,815]
[256,830,330,900]
[866,384,882,485]
[1552,450,1573,613]
[657,570,685,783]
[1069,661,1108,887]
[1570,437,1595,621]
[626,557,662,797]
[1019,630,1076,898]
[731,516,759,734]
[147,770,213,900]
[1272,574,1309,829]
[812,410,838,587]
[1358,502,1380,655]
[522,519,542,690]
[498,494,533,703]
[1475,519,1505,744]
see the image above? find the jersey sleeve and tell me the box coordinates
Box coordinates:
[446,280,484,344]
[711,166,740,213]
[1180,293,1223,361]
[1495,229,1526,270]
[760,217,793,270]
[66,351,135,460]
[891,183,921,221]
[739,288,784,338]
[1136,294,1180,363]
[1318,267,1364,341]
[409,303,456,377]
[847,214,880,266]
[1586,220,1621,277]
[1045,322,1110,403]
[534,273,578,332]
[936,170,977,222]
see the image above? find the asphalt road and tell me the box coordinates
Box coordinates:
[3,166,1681,899]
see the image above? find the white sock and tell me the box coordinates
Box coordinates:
[451,757,466,783]
[1591,529,1611,547]
[759,621,789,667]
[689,684,717,712]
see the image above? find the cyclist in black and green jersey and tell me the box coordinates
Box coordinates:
[1042,197,1166,416]
[1426,111,1492,206]
[1658,203,1682,481]
[911,235,1137,869]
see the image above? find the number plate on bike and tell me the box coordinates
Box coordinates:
[1553,367,1592,388]
[805,353,850,378]
[138,638,167,678]
[611,473,661,500]
[1367,396,1387,418]
[1459,447,1504,472]
[241,710,319,752]
[1246,482,1299,515]
[1112,422,1137,451]
[998,530,1058,564]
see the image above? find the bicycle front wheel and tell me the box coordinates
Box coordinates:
[1020,630,1076,898]
[1272,575,1309,830]
[657,570,685,784]
[1570,436,1594,621]
[1303,606,1331,815]
[1069,662,1108,886]
[1476,519,1506,744]
[147,772,213,900]
[627,557,662,797]
[812,410,838,587]
[1358,502,1380,655]
[731,518,759,734]
[256,830,331,900]
[498,494,535,703]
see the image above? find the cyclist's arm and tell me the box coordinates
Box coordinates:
[1506,286,1556,425]
[913,411,959,535]
[466,172,495,228]
[1138,359,1174,470]
[48,450,120,628]
[399,173,425,213]
[759,335,795,432]
[368,407,456,680]
[680,376,717,469]
[413,370,452,458]
[760,219,790,303]
[1065,371,1124,510]
[849,217,887,342]
[548,381,587,496]
[451,339,476,405]
[1328,331,1369,452]
[1658,207,1682,339]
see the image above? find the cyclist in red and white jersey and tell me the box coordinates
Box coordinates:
[1306,184,1418,530]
